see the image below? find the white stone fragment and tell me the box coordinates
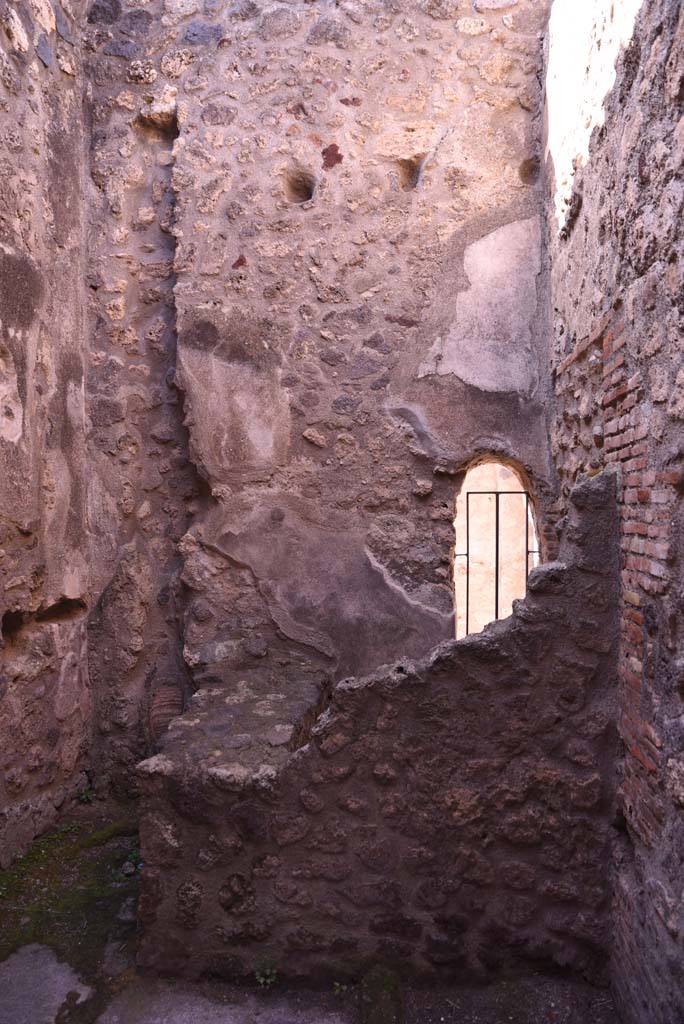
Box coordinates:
[4,8,30,51]
[474,0,518,8]
[456,17,490,36]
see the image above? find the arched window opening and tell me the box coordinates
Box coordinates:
[454,460,540,640]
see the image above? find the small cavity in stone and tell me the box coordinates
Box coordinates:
[397,154,426,191]
[283,167,316,204]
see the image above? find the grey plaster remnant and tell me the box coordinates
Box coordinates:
[364,546,454,621]
[207,500,450,676]
[177,346,291,482]
[419,217,542,395]
[0,945,92,1024]
[0,344,23,443]
[35,34,53,67]
[385,404,446,459]
[53,3,75,44]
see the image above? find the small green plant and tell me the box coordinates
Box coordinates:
[333,981,349,997]
[77,787,95,804]
[255,960,278,989]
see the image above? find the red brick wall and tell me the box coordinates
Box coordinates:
[552,308,674,845]
[552,302,684,1022]
[546,2,684,1018]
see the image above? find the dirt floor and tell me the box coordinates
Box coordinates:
[0,803,621,1024]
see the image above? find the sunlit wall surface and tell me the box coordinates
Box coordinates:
[546,0,642,229]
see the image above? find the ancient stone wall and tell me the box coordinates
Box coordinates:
[545,2,684,1021]
[6,0,673,1008]
[1,0,560,867]
[84,0,200,797]
[136,472,618,985]
[0,0,91,865]
[165,0,556,719]
[73,0,559,797]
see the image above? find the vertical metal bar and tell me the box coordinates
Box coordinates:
[495,491,500,621]
[528,491,532,581]
[466,491,470,636]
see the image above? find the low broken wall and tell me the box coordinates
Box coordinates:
[137,472,618,984]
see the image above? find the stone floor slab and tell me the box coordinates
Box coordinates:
[0,944,92,1024]
[96,980,353,1024]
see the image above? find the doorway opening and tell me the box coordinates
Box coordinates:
[454,460,540,640]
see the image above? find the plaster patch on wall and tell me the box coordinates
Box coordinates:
[66,379,86,436]
[419,216,541,394]
[55,624,89,724]
[0,343,24,443]
[177,348,291,482]
[201,499,450,677]
[364,546,454,620]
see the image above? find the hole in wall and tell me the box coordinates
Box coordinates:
[283,166,317,204]
[136,110,179,138]
[35,597,87,624]
[1,598,87,646]
[676,75,684,108]
[519,157,540,184]
[1,609,26,645]
[453,460,540,641]
[396,154,426,191]
[135,96,180,140]
[612,808,629,836]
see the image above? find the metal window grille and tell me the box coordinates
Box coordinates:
[454,490,540,637]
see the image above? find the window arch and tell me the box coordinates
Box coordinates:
[453,460,540,640]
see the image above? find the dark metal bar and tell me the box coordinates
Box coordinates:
[525,491,530,581]
[466,491,470,637]
[495,491,500,621]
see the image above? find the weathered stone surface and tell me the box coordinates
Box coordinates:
[475,0,518,9]
[137,475,618,984]
[0,6,90,860]
[96,983,352,1024]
